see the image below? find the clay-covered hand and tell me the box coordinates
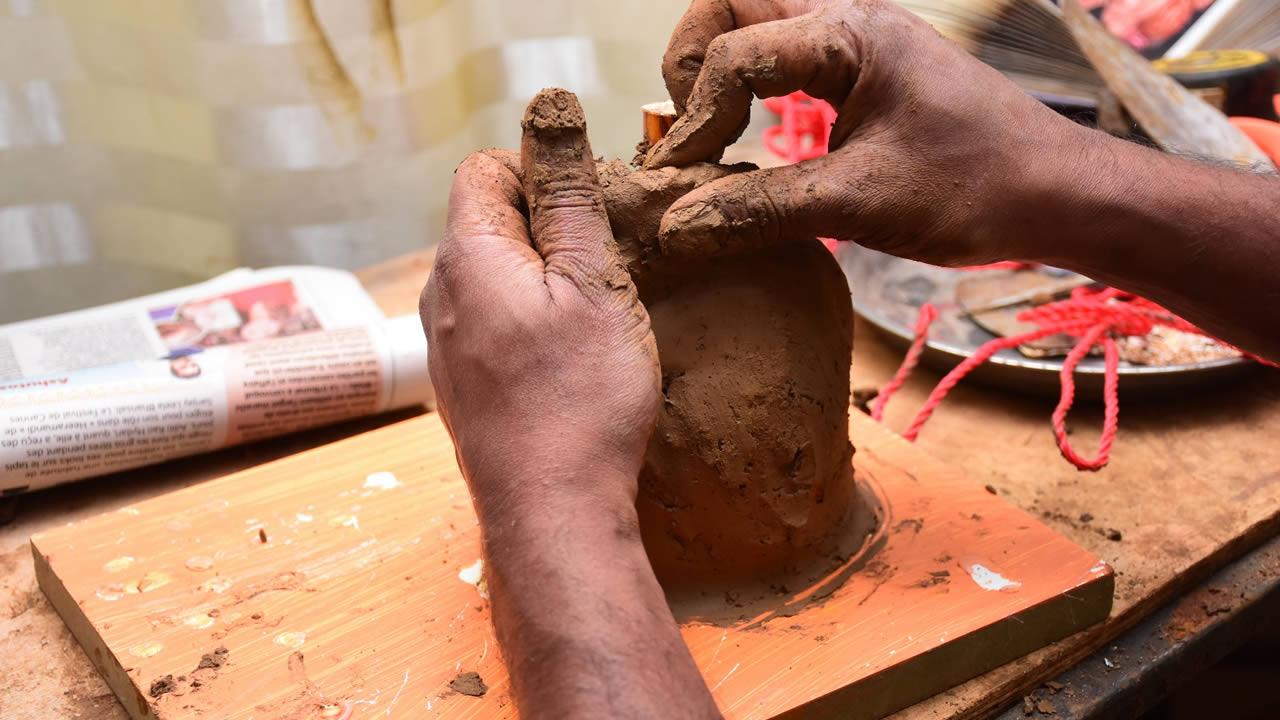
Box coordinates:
[420,89,661,525]
[647,0,1095,267]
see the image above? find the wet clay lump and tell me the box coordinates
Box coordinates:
[521,89,855,588]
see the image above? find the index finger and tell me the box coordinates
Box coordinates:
[662,0,797,112]
[432,151,543,288]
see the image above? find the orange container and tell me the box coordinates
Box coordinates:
[1231,115,1280,164]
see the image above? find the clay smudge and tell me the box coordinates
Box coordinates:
[196,646,229,670]
[449,671,487,697]
[149,674,178,698]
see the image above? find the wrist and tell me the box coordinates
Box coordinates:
[995,122,1117,265]
[469,455,643,542]
[1019,127,1167,277]
[478,473,648,599]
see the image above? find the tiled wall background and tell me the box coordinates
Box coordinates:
[0,0,694,276]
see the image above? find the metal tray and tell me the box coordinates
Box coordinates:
[835,243,1255,398]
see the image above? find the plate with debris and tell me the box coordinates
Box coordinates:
[835,244,1255,397]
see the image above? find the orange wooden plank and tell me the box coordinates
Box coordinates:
[32,411,1112,719]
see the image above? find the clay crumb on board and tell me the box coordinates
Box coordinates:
[449,671,488,697]
[149,674,178,698]
[196,646,229,671]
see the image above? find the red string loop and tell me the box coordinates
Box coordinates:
[764,92,1275,470]
[876,289,1270,472]
[871,303,937,422]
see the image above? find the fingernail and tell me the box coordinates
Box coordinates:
[643,137,672,169]
[643,117,688,169]
[521,88,586,135]
[659,201,730,258]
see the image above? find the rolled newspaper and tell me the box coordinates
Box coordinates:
[0,316,430,493]
[1,267,432,493]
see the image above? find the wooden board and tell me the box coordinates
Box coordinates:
[716,141,1280,719]
[31,411,1112,720]
[10,246,1280,720]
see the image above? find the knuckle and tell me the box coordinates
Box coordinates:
[661,45,686,78]
[536,178,601,210]
[457,150,497,173]
[703,33,736,67]
[426,243,459,284]
[418,276,450,326]
[747,180,786,248]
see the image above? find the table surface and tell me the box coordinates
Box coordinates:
[3,245,1279,720]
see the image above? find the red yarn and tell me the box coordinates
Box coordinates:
[871,303,937,422]
[764,93,1275,470]
[880,287,1273,471]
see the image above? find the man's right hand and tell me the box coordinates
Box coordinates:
[648,0,1280,361]
[646,0,1099,268]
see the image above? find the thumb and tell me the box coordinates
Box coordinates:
[658,152,857,261]
[645,11,864,169]
[519,88,628,299]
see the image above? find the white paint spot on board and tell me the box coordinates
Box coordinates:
[274,631,308,648]
[363,472,403,490]
[134,571,172,593]
[96,584,126,601]
[185,555,215,572]
[328,514,361,530]
[197,577,233,594]
[130,641,164,658]
[183,612,215,630]
[104,556,135,573]
[966,563,1022,592]
[458,559,489,599]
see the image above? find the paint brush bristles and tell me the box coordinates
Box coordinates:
[895,0,1104,101]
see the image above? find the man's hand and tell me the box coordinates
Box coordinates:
[421,89,721,719]
[646,0,1094,267]
[422,94,659,525]
[648,0,1280,360]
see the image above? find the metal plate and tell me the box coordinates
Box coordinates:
[836,243,1254,397]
